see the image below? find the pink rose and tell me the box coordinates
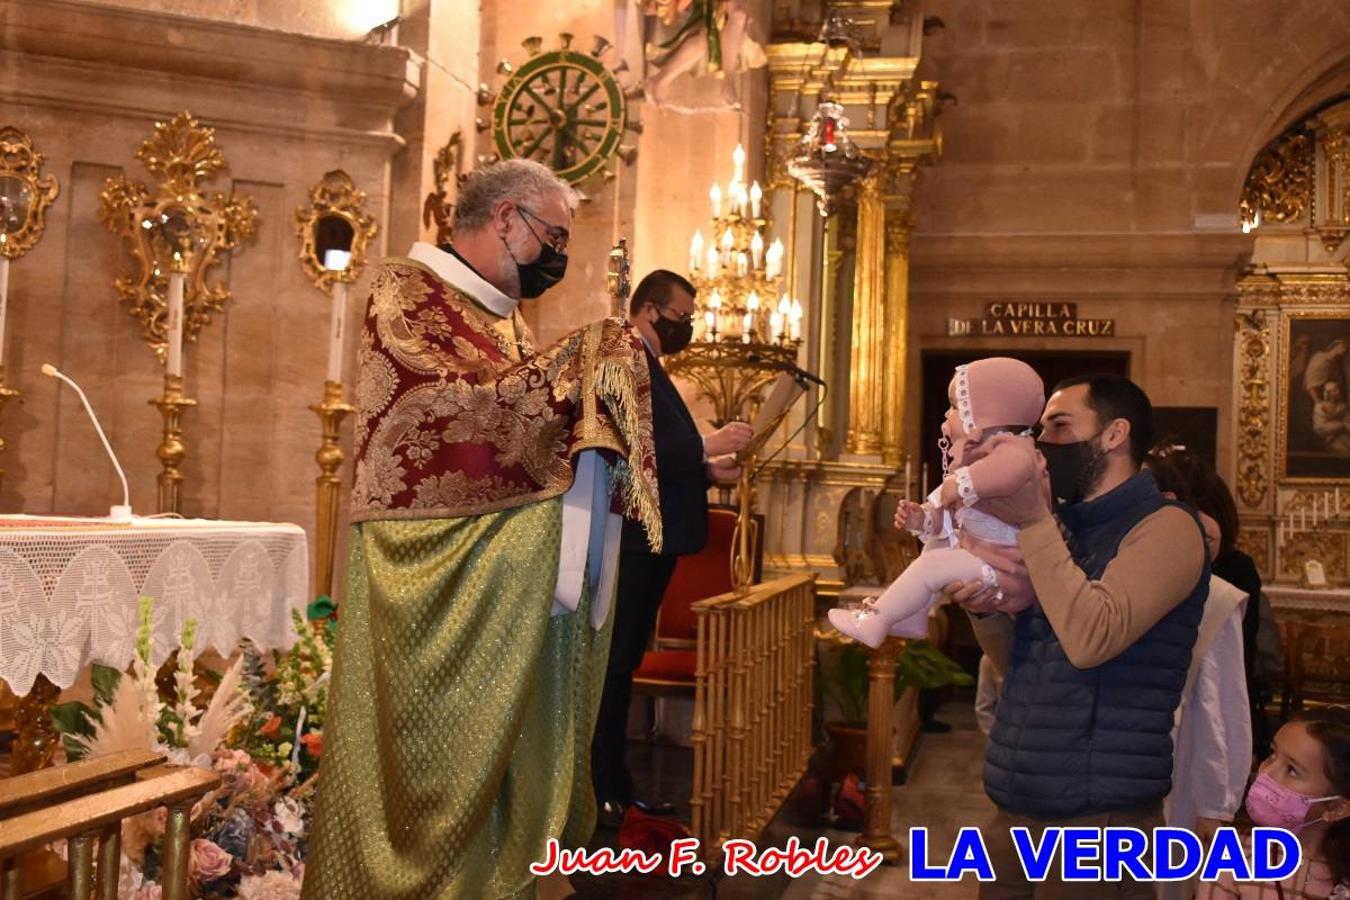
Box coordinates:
[191,838,233,882]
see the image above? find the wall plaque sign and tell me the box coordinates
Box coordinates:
[948,302,1115,338]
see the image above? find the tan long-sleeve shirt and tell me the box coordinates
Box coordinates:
[974,506,1206,670]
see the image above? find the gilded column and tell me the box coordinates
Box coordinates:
[816,215,842,453]
[847,173,886,454]
[881,211,911,466]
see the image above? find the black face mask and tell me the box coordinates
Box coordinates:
[515,243,568,299]
[1037,432,1107,505]
[506,211,569,298]
[652,313,693,354]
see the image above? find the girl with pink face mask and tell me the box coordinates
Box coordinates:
[827,357,1046,649]
[1198,709,1350,900]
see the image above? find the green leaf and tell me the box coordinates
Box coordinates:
[90,664,123,706]
[50,701,96,738]
[307,596,336,621]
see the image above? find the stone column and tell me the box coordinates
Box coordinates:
[847,173,886,454]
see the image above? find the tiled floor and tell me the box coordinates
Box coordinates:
[573,699,990,899]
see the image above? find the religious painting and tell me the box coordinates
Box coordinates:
[1280,312,1350,481]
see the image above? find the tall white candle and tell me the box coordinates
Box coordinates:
[732,144,746,183]
[720,229,734,267]
[705,243,719,277]
[166,268,185,378]
[741,313,752,343]
[766,239,784,279]
[327,282,347,383]
[750,181,763,219]
[736,252,749,277]
[750,232,764,270]
[323,249,352,384]
[710,184,722,218]
[689,231,703,273]
[0,254,9,368]
[921,462,929,496]
[905,458,913,496]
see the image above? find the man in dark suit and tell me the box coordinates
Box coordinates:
[592,269,752,825]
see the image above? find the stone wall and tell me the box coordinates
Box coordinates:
[0,0,413,586]
[906,0,1350,476]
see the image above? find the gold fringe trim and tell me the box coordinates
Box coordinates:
[594,334,663,554]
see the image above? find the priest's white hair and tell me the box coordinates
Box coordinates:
[452,158,578,234]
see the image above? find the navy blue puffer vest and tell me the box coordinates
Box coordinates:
[983,470,1208,819]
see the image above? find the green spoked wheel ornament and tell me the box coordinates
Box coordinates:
[492,49,627,185]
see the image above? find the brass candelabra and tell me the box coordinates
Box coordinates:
[151,373,196,515]
[311,380,354,599]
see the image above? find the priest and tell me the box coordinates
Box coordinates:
[303,159,662,900]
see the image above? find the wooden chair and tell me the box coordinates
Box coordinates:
[632,506,763,696]
[1280,619,1350,718]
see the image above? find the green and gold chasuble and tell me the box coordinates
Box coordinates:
[302,247,660,900]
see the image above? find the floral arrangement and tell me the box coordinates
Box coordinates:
[52,597,335,899]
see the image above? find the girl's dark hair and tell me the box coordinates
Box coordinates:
[1148,439,1241,556]
[1296,706,1350,886]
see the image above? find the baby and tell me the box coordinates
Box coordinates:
[828,357,1046,648]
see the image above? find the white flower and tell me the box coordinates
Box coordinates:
[273,797,305,836]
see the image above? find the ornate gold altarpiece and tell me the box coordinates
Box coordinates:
[754,2,942,596]
[1232,97,1350,609]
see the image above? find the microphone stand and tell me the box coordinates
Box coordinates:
[151,372,196,515]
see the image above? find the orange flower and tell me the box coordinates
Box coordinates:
[300,731,323,758]
[259,715,282,739]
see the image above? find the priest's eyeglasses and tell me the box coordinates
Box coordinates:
[516,206,570,254]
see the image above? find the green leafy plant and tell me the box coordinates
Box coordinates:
[894,640,974,696]
[818,639,973,727]
[819,644,871,725]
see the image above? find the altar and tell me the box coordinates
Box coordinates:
[0,515,308,772]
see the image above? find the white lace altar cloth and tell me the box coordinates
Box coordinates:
[0,515,309,696]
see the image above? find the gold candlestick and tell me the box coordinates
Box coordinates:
[311,380,354,599]
[0,364,20,497]
[150,373,196,515]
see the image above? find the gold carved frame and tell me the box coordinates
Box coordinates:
[0,126,59,259]
[98,111,259,363]
[294,170,378,292]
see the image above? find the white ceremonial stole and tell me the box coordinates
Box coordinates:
[554,449,622,630]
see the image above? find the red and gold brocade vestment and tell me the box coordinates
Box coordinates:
[302,245,661,900]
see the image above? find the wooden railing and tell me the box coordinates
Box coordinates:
[0,750,219,900]
[689,572,816,856]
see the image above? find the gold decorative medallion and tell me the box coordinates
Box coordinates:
[99,112,258,363]
[294,170,378,292]
[0,126,59,259]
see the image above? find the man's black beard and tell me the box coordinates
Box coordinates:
[1077,439,1110,502]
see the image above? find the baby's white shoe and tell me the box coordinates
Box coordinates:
[828,602,889,649]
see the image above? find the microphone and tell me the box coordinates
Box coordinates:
[746,352,827,387]
[42,364,134,523]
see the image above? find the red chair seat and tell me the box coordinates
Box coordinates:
[633,649,696,685]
